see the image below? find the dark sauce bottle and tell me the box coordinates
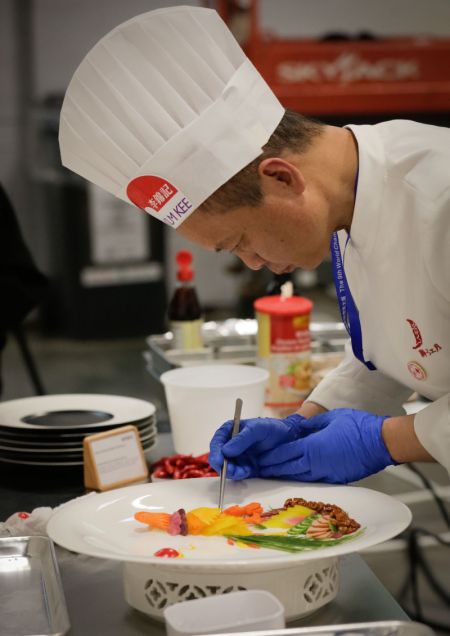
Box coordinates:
[168,250,203,349]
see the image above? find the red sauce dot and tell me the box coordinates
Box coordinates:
[154,547,180,558]
[18,512,29,519]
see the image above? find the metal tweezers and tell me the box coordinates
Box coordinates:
[218,397,243,511]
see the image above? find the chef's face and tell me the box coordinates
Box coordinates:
[177,161,332,273]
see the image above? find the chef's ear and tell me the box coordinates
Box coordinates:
[258,157,306,197]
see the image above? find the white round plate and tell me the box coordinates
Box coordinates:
[0,394,156,430]
[0,428,157,453]
[0,456,83,467]
[0,436,158,467]
[0,416,155,441]
[47,477,411,569]
[0,433,157,454]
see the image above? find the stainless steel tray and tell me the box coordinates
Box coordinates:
[199,621,434,636]
[0,535,70,636]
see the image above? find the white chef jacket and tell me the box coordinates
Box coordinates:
[308,120,450,472]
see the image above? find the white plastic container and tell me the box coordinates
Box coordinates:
[160,364,268,455]
[163,589,285,636]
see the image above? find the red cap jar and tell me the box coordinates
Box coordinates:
[254,294,313,411]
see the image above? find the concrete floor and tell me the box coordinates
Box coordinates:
[1,290,449,633]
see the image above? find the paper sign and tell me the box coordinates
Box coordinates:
[83,425,149,491]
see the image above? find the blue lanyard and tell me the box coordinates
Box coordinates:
[330,232,376,371]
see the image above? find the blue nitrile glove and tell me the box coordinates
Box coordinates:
[258,408,396,484]
[209,414,306,480]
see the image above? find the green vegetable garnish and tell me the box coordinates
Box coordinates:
[229,530,364,553]
[287,514,320,536]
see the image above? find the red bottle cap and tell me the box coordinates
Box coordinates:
[176,250,194,281]
[254,295,313,316]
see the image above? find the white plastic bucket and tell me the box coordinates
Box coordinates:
[160,364,269,455]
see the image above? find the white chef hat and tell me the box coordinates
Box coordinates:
[59,5,284,228]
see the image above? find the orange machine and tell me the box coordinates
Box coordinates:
[212,0,450,116]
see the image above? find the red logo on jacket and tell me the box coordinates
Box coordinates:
[406,319,423,350]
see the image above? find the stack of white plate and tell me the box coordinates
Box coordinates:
[0,394,157,467]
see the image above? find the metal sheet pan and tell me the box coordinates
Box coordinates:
[198,621,434,636]
[0,535,70,636]
[145,319,347,377]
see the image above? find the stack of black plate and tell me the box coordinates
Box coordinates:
[0,394,157,468]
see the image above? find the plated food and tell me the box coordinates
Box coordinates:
[134,496,363,557]
[46,479,412,566]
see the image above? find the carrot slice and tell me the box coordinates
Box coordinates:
[224,505,244,516]
[134,511,170,530]
[245,503,264,514]
[224,503,263,524]
[224,502,263,517]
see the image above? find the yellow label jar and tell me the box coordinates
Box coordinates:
[254,294,313,411]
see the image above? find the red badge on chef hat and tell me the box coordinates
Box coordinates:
[127,175,177,213]
[407,360,427,381]
[126,175,194,228]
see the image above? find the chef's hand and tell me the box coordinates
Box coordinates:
[258,408,397,484]
[209,414,306,480]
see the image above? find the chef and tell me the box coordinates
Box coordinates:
[59,7,449,483]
